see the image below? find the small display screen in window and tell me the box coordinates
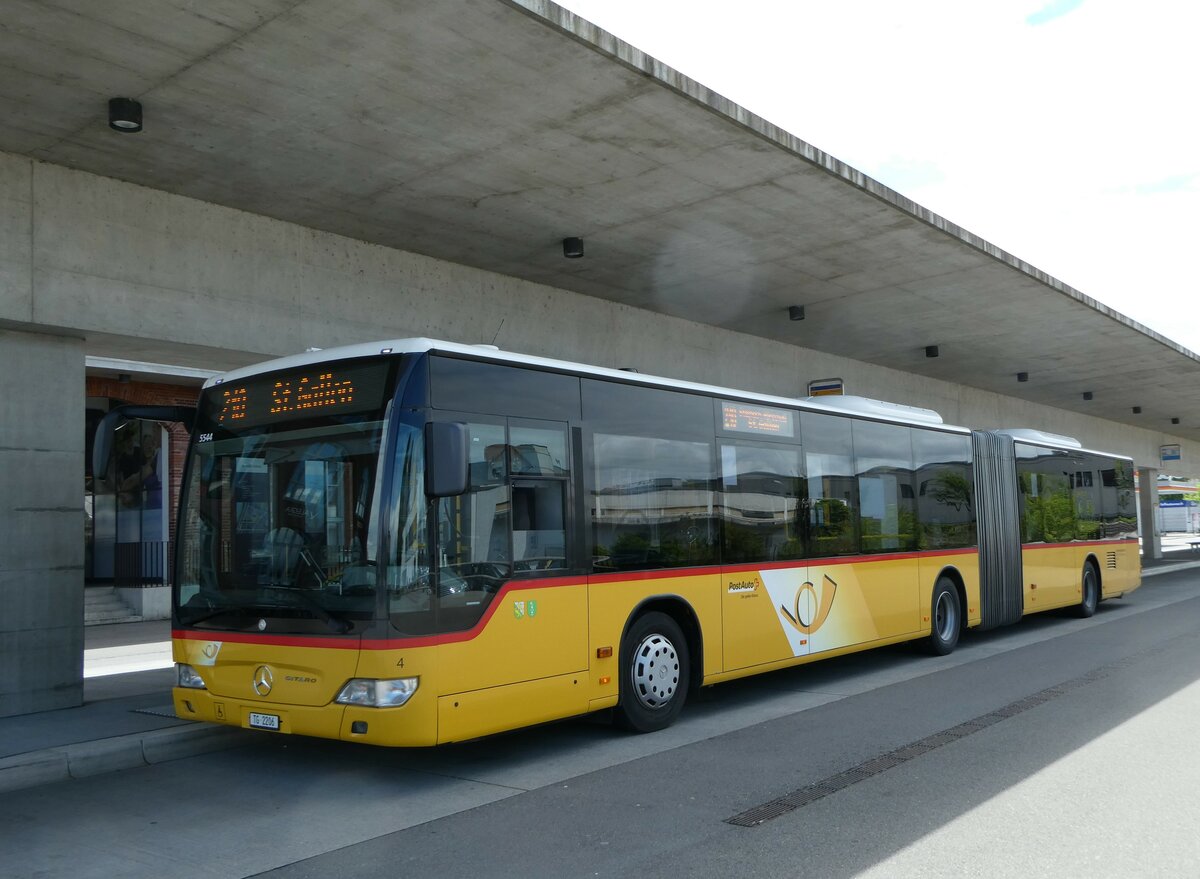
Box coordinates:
[720,401,795,437]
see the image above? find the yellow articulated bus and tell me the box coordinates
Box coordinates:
[151,339,1139,746]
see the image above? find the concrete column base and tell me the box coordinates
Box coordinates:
[1137,467,1161,561]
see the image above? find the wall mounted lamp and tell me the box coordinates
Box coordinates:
[788,305,805,321]
[562,237,584,259]
[108,97,143,132]
[1082,391,1093,401]
[1132,406,1142,414]
[1172,417,1181,425]
[925,345,939,358]
[1017,372,1028,382]
[118,373,131,384]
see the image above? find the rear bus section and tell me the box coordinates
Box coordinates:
[1009,436,1141,615]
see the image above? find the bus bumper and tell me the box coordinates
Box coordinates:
[172,687,441,747]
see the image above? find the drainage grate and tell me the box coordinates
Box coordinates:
[725,637,1180,828]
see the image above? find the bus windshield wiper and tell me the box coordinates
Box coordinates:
[264,585,353,634]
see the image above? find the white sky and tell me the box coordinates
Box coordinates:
[557,0,1200,352]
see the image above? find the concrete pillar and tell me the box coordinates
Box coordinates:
[0,329,84,716]
[1137,466,1161,561]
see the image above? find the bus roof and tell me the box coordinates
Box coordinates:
[205,338,971,433]
[206,338,1134,460]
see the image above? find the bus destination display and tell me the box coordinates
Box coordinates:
[721,401,795,437]
[209,362,390,428]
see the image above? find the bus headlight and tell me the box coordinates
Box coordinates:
[176,663,207,689]
[335,677,419,708]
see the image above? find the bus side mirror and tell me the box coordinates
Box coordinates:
[92,404,197,490]
[92,410,126,491]
[425,422,469,497]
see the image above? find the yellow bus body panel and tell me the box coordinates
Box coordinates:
[920,552,982,627]
[172,545,1087,747]
[718,552,978,675]
[437,671,588,743]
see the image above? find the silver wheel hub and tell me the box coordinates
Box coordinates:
[935,591,956,640]
[630,633,679,710]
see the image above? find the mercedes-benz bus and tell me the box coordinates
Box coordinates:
[148,339,1139,745]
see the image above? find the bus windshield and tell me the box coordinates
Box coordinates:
[176,410,389,634]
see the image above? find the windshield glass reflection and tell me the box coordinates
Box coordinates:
[177,415,386,633]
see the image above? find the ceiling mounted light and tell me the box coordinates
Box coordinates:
[925,345,939,358]
[788,305,805,321]
[562,237,584,259]
[108,97,143,132]
[1082,392,1093,401]
[1017,372,1028,382]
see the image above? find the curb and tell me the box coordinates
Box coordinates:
[0,722,254,794]
[1142,559,1200,578]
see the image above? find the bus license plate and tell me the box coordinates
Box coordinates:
[248,712,280,731]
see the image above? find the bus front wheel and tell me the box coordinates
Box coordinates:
[615,612,690,733]
[924,577,961,656]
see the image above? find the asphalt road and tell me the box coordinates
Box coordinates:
[7,570,1200,879]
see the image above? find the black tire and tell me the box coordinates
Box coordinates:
[1076,562,1099,618]
[923,577,961,656]
[615,611,689,733]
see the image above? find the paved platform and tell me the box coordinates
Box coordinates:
[0,619,252,793]
[2,544,1196,794]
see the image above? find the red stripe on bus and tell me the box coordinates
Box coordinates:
[724,547,980,574]
[174,548,994,650]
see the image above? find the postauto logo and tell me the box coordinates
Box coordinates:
[780,574,838,635]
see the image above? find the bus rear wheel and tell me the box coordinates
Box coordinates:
[615,612,689,733]
[1076,562,1099,618]
[923,577,961,656]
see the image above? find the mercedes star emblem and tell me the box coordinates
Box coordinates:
[253,665,274,696]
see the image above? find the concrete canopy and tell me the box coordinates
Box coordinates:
[3,0,1198,440]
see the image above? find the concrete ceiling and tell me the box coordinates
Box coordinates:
[4,0,1199,439]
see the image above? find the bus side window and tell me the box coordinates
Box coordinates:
[584,380,717,573]
[508,422,569,574]
[720,442,806,563]
[512,481,566,571]
[801,413,859,557]
[852,421,917,553]
[912,430,975,550]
